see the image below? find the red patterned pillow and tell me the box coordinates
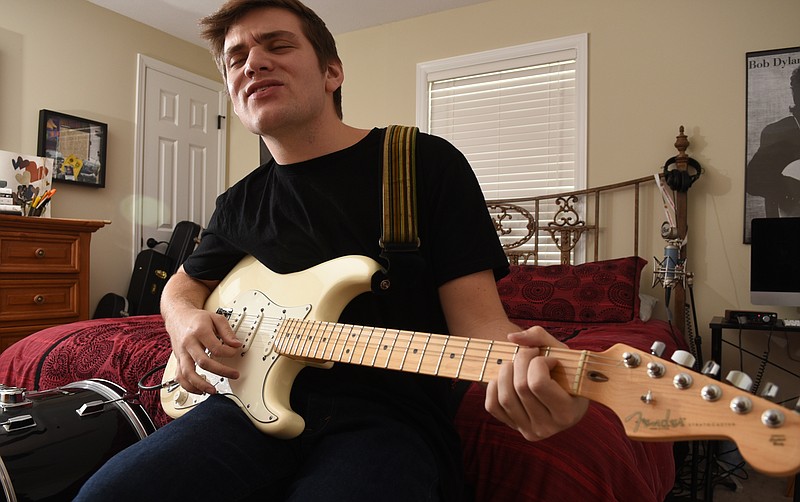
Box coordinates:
[497,256,646,324]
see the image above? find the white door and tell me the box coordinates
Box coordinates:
[134,55,227,259]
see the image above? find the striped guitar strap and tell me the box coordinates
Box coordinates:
[371,125,425,294]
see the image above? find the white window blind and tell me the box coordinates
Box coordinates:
[417,36,587,264]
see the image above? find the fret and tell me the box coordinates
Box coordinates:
[287,318,305,356]
[286,319,300,355]
[454,337,470,379]
[433,334,449,376]
[326,322,347,361]
[417,334,445,375]
[482,342,519,381]
[437,336,468,379]
[413,333,431,374]
[379,329,400,369]
[355,326,374,365]
[369,328,388,368]
[346,325,365,364]
[298,320,316,358]
[458,338,492,381]
[397,332,414,371]
[317,321,335,360]
[306,321,325,360]
[338,324,360,363]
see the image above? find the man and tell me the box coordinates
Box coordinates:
[76,1,587,500]
[746,65,800,219]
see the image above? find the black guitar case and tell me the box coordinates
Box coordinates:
[93,221,202,319]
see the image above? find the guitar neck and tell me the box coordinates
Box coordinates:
[275,318,532,384]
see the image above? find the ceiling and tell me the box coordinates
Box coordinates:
[87,0,488,47]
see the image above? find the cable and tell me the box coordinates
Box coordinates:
[687,277,703,367]
[137,362,168,391]
[750,329,773,395]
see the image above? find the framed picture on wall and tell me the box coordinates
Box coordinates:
[743,46,800,243]
[37,109,107,188]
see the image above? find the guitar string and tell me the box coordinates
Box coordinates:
[230,311,638,371]
[219,312,646,379]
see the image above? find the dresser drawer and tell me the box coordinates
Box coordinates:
[0,233,79,273]
[0,278,79,322]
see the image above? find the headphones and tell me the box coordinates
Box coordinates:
[662,156,702,192]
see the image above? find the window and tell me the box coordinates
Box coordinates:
[417,34,587,264]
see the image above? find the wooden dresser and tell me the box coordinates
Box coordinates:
[0,215,108,352]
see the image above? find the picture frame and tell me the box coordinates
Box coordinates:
[37,109,107,188]
[743,46,800,243]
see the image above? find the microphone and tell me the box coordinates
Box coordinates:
[652,240,685,289]
[663,242,679,285]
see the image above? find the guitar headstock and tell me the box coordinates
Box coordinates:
[573,343,800,477]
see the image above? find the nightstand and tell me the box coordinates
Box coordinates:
[0,215,108,351]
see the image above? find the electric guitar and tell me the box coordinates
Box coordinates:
[160,255,800,477]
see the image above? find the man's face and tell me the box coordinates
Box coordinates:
[222,8,341,136]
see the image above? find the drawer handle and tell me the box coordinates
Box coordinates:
[33,295,45,305]
[35,248,46,258]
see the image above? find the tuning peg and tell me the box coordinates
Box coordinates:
[670,350,696,369]
[725,370,753,392]
[760,382,779,400]
[701,360,720,377]
[650,341,666,357]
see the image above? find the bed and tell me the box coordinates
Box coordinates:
[0,134,698,501]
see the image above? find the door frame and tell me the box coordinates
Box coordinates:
[132,54,227,266]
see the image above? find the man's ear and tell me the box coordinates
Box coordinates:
[325,62,344,93]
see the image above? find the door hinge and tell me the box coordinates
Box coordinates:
[217,115,226,129]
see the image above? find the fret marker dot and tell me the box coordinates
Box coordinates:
[496,359,503,365]
[383,345,388,350]
[449,353,455,359]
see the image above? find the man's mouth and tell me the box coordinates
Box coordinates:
[247,81,282,98]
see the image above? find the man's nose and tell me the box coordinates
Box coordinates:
[244,48,273,78]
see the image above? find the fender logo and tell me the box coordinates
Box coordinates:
[625,410,685,432]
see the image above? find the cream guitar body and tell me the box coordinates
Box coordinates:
[161,255,800,477]
[161,255,382,438]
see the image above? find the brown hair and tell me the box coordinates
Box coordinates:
[200,0,343,118]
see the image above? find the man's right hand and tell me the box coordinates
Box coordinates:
[161,268,242,395]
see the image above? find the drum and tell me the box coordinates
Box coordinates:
[0,379,156,502]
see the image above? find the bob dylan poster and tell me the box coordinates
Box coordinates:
[744,46,800,243]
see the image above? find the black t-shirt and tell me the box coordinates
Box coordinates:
[183,127,508,498]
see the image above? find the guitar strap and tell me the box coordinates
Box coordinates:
[371,125,425,294]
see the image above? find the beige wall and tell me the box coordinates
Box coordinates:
[331,0,800,387]
[0,0,235,313]
[2,0,799,385]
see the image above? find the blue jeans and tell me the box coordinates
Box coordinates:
[75,393,442,501]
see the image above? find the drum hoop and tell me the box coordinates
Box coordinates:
[0,456,16,502]
[61,379,155,439]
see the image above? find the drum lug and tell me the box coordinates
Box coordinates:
[2,414,36,433]
[0,386,32,410]
[76,400,106,417]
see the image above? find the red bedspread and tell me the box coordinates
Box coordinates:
[0,316,683,501]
